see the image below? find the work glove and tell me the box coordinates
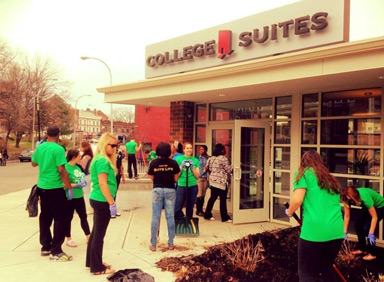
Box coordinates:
[110,203,117,218]
[67,189,74,200]
[285,208,292,217]
[344,232,348,240]
[75,179,87,188]
[367,232,376,246]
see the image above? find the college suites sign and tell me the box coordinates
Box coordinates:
[145,0,350,79]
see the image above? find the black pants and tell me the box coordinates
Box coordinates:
[86,199,111,273]
[298,238,343,282]
[355,206,384,255]
[65,197,90,237]
[204,186,230,222]
[127,154,137,178]
[37,187,67,255]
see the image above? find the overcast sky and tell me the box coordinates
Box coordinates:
[0,0,383,114]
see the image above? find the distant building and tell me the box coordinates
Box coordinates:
[76,109,102,140]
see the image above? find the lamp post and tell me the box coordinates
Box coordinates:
[31,91,40,149]
[80,56,114,134]
[73,94,91,148]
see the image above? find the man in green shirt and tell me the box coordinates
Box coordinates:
[31,126,72,262]
[125,138,141,180]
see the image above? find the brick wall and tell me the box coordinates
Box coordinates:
[170,101,194,144]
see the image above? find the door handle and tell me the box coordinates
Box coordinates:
[235,167,242,180]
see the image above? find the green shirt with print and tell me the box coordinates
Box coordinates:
[65,163,85,199]
[176,155,200,187]
[32,142,67,189]
[90,153,117,202]
[357,187,384,209]
[293,168,343,242]
[125,141,137,154]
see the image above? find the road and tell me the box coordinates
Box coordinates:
[0,161,38,195]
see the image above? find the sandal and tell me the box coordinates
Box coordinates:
[103,262,112,269]
[93,268,115,275]
[150,246,156,252]
[351,250,364,255]
[168,245,175,250]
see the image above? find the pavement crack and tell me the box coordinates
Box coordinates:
[12,230,39,251]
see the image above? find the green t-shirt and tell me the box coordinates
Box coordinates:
[90,153,117,202]
[176,155,200,187]
[125,141,137,154]
[65,163,85,199]
[357,187,384,209]
[147,151,157,162]
[293,168,343,242]
[32,142,67,189]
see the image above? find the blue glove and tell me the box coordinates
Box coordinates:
[180,160,187,168]
[75,179,87,188]
[188,160,194,169]
[285,208,292,217]
[367,232,376,246]
[344,232,348,240]
[109,203,117,217]
[67,189,74,200]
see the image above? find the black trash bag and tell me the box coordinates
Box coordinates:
[26,185,38,217]
[107,268,155,282]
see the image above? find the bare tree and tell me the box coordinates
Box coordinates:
[112,106,135,123]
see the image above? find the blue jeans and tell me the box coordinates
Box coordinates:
[174,185,198,218]
[151,188,176,248]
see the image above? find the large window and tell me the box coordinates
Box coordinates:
[301,88,382,236]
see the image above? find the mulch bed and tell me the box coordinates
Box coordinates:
[156,227,384,282]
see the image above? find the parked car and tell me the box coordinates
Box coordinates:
[19,149,34,162]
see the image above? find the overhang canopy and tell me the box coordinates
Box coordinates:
[98,37,384,107]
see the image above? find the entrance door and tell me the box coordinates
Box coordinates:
[233,120,270,224]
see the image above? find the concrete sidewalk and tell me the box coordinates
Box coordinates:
[0,183,285,282]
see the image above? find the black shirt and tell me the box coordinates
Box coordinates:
[148,158,180,189]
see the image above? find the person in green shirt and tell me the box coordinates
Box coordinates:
[174,142,200,218]
[147,150,157,163]
[31,126,72,262]
[86,133,118,275]
[285,151,343,281]
[124,138,142,180]
[342,186,384,261]
[64,149,90,248]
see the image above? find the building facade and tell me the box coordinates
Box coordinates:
[97,0,384,242]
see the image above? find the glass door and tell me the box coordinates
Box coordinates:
[207,123,234,214]
[233,120,270,224]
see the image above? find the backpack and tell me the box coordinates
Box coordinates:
[26,185,38,217]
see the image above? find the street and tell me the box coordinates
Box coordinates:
[0,161,38,195]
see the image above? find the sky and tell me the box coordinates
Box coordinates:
[0,0,383,114]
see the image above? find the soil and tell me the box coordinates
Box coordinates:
[156,227,384,282]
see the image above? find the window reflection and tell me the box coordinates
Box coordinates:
[273,197,289,222]
[321,118,380,145]
[195,125,206,143]
[275,96,292,119]
[210,99,272,121]
[275,121,291,144]
[274,171,290,195]
[302,93,318,117]
[196,104,207,122]
[322,88,381,117]
[321,148,380,176]
[274,147,290,169]
[302,121,317,144]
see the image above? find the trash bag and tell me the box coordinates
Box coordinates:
[107,268,155,282]
[26,185,38,217]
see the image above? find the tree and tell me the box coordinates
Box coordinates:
[43,94,73,136]
[0,39,73,148]
[112,106,135,123]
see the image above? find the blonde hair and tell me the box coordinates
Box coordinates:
[92,133,118,173]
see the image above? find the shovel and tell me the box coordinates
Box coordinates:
[284,202,347,282]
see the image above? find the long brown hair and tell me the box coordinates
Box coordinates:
[296,151,340,194]
[341,186,361,204]
[81,141,93,159]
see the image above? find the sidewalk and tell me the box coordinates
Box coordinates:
[0,182,286,282]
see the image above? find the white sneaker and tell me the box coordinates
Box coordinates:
[66,240,77,248]
[223,219,232,223]
[209,217,215,221]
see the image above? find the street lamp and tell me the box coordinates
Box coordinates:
[73,94,91,148]
[31,91,40,149]
[80,56,114,134]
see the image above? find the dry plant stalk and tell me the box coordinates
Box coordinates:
[338,240,356,262]
[221,237,264,272]
[362,270,384,282]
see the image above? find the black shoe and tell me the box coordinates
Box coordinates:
[196,211,205,217]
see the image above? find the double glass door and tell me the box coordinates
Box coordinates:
[208,120,270,224]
